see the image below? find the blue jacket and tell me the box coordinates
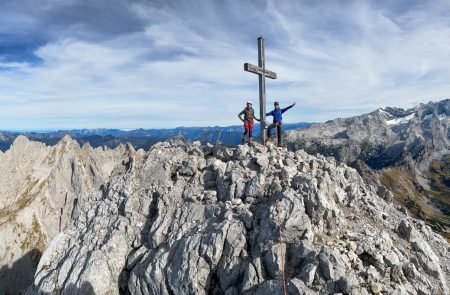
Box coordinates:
[266,104,294,123]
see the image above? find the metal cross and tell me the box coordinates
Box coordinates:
[244,36,277,144]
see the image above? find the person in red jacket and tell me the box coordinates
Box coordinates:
[266,101,296,147]
[238,101,260,145]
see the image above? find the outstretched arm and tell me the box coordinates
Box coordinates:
[254,115,260,122]
[281,102,296,114]
[266,110,273,117]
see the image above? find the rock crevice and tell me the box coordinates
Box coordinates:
[26,140,449,295]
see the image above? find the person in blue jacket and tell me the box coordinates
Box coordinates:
[266,101,296,147]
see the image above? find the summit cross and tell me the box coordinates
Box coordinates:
[244,36,277,144]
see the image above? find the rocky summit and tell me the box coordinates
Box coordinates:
[19,138,448,294]
[0,135,130,294]
[284,99,450,239]
[285,99,449,169]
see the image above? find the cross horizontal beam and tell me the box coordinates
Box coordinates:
[244,63,277,79]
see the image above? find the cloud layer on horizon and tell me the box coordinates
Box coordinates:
[1,0,450,129]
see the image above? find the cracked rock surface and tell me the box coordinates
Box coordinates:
[0,135,129,294]
[27,140,449,294]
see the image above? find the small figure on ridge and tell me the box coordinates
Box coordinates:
[266,101,296,147]
[238,101,260,145]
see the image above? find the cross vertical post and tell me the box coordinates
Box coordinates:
[244,36,277,144]
[258,37,266,144]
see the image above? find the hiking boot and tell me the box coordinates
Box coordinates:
[248,137,252,145]
[265,136,271,144]
[277,142,283,147]
[241,138,245,145]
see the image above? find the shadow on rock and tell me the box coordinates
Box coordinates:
[27,281,96,295]
[118,188,159,294]
[63,282,96,295]
[0,248,42,294]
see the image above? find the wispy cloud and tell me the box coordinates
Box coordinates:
[0,0,450,129]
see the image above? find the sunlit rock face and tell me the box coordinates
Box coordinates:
[25,139,448,295]
[0,135,129,294]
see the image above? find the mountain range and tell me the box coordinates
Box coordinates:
[0,123,311,152]
[285,99,449,240]
[0,100,448,294]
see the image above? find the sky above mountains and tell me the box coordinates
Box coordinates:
[1,0,450,129]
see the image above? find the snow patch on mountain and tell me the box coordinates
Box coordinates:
[385,113,416,125]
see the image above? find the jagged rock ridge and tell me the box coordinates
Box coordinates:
[0,135,130,294]
[27,139,449,294]
[284,99,450,239]
[285,99,449,168]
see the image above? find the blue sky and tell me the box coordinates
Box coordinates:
[1,0,450,129]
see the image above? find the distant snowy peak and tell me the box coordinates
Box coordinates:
[380,106,410,118]
[385,113,416,126]
[379,99,450,126]
[376,108,389,116]
[376,107,416,126]
[383,111,448,126]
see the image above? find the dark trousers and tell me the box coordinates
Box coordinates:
[243,128,252,138]
[267,122,281,143]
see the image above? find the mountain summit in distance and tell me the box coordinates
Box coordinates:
[285,99,450,240]
[0,123,311,152]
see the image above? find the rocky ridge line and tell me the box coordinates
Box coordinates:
[0,135,130,294]
[28,139,449,294]
[285,99,449,168]
[284,99,450,240]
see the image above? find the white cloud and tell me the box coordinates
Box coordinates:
[1,0,450,128]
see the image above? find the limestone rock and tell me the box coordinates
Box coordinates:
[0,135,129,294]
[14,140,448,295]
